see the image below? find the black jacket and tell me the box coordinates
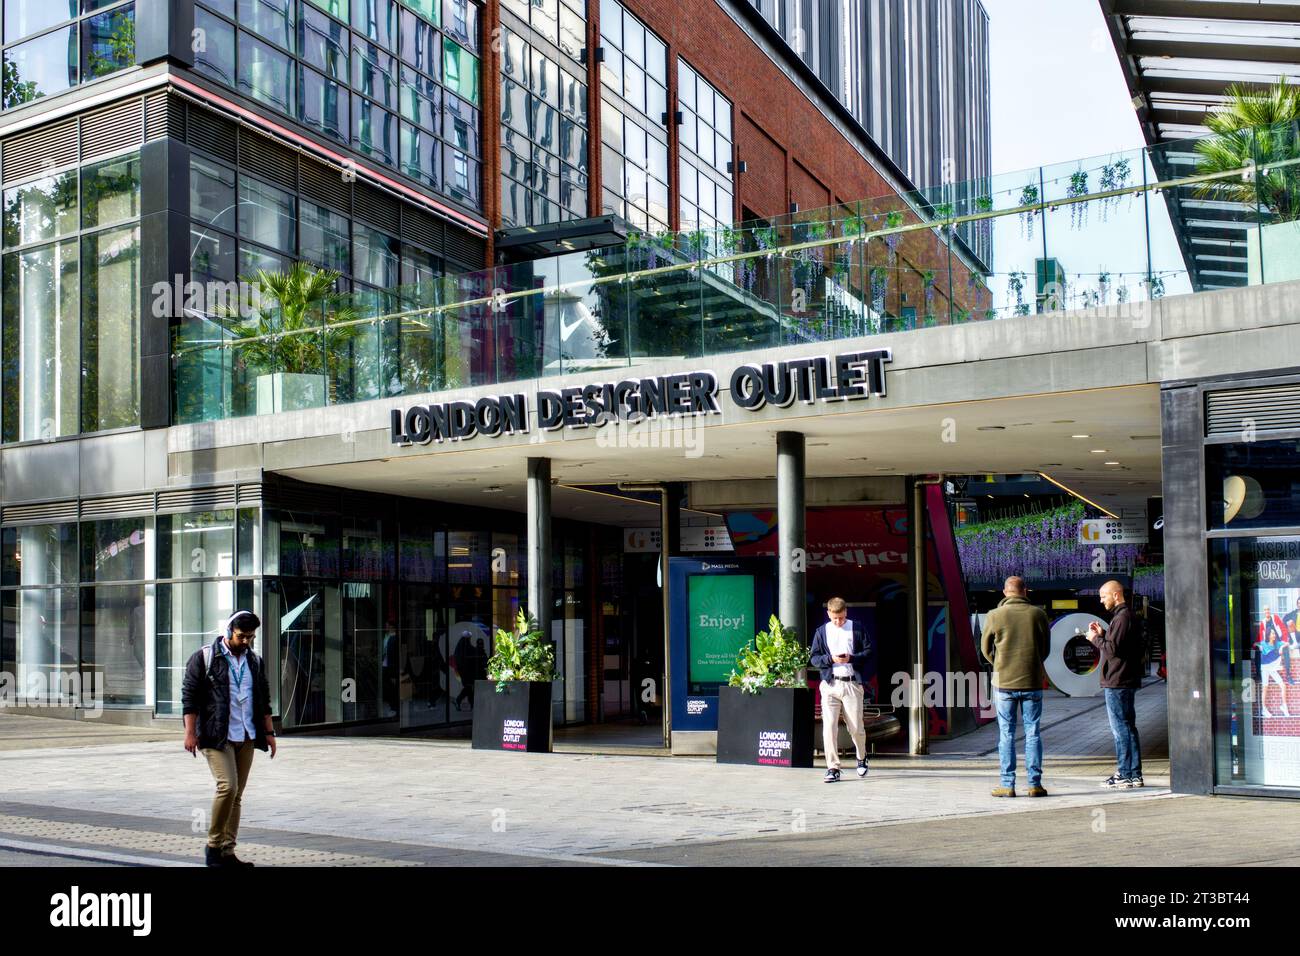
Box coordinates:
[1097,604,1144,689]
[809,622,871,684]
[182,638,273,751]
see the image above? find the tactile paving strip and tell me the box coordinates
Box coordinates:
[0,814,417,867]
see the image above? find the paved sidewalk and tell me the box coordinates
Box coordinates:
[0,707,1179,866]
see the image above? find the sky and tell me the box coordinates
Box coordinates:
[982,0,1148,174]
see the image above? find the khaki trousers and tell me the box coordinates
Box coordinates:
[820,678,867,770]
[202,739,256,851]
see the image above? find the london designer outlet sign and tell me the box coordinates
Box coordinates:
[390,349,892,445]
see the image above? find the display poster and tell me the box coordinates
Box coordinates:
[688,574,755,684]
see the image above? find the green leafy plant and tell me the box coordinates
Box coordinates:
[229,262,361,389]
[727,615,809,694]
[487,609,556,690]
[1194,77,1300,222]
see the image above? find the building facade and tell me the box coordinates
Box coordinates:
[0,0,991,736]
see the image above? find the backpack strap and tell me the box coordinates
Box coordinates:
[203,641,215,671]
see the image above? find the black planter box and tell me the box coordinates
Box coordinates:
[471,680,553,752]
[716,685,814,767]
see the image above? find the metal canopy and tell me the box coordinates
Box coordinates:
[1100,0,1300,291]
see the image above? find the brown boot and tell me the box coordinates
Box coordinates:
[1027,785,1048,797]
[991,785,1016,797]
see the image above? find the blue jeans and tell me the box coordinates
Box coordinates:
[1104,687,1142,779]
[995,689,1043,788]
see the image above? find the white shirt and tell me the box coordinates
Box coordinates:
[221,640,257,743]
[826,620,854,677]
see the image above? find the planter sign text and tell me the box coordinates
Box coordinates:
[390,349,891,445]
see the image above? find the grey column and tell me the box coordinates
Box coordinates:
[661,483,682,749]
[1162,386,1212,794]
[908,476,929,755]
[527,458,552,640]
[776,431,807,641]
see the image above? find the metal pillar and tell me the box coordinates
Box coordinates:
[908,476,929,755]
[661,483,681,749]
[777,431,807,641]
[526,457,552,640]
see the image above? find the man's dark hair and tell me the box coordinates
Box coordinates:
[227,610,261,635]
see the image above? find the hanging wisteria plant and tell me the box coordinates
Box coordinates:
[1098,157,1133,220]
[955,501,1147,586]
[870,266,888,313]
[1008,270,1028,316]
[1067,169,1091,229]
[1019,183,1039,241]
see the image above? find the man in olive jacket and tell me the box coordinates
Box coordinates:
[979,576,1050,798]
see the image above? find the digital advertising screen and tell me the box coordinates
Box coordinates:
[687,573,756,686]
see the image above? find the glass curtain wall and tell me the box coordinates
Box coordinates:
[191,0,482,211]
[1,150,141,442]
[2,0,136,110]
[499,0,589,227]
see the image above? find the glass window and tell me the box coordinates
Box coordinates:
[80,4,135,81]
[190,157,236,232]
[277,576,330,725]
[353,224,399,287]
[352,96,397,164]
[398,582,446,727]
[558,5,583,62]
[442,148,478,206]
[3,25,77,106]
[193,7,235,85]
[447,529,487,583]
[80,224,140,432]
[81,153,140,228]
[399,8,438,76]
[239,242,286,278]
[399,122,437,186]
[400,70,440,131]
[3,588,79,703]
[3,0,77,44]
[237,507,258,575]
[299,64,349,141]
[300,2,348,79]
[80,516,150,582]
[191,225,236,284]
[304,0,348,20]
[1211,534,1300,789]
[82,583,147,705]
[352,39,396,107]
[3,171,78,247]
[156,580,234,714]
[443,0,476,50]
[157,510,235,579]
[342,517,393,579]
[300,200,349,273]
[351,0,395,50]
[237,0,294,51]
[1209,439,1300,531]
[399,524,444,582]
[398,0,436,23]
[2,524,78,586]
[274,510,339,577]
[238,30,295,113]
[341,578,385,720]
[237,176,295,251]
[443,92,478,152]
[442,37,478,105]
[1,240,80,442]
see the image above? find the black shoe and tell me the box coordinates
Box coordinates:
[856,758,869,778]
[823,769,841,783]
[221,852,254,867]
[204,846,224,867]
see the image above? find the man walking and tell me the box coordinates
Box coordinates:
[1088,580,1145,789]
[182,610,277,866]
[809,597,871,782]
[980,576,1050,798]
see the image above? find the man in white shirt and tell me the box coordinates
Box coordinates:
[809,597,871,782]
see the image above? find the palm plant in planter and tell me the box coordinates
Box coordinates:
[1194,78,1300,282]
[474,609,557,752]
[718,615,813,767]
[229,263,361,414]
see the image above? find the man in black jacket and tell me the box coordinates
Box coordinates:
[1087,581,1144,789]
[182,610,277,866]
[809,597,871,782]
